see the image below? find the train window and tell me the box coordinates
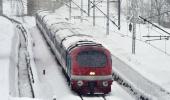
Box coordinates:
[77,50,107,67]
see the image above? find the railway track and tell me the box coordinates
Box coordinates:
[78,94,106,100]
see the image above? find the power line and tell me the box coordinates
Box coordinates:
[66,0,119,28]
[139,16,170,36]
[71,0,88,15]
[90,1,119,28]
[90,0,103,9]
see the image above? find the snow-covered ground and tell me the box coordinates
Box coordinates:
[29,26,76,100]
[0,16,18,100]
[1,0,170,100]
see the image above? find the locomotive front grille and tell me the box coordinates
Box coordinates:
[88,81,97,94]
[88,82,97,88]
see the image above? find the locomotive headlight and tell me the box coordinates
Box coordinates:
[77,80,83,87]
[89,72,95,76]
[102,81,108,87]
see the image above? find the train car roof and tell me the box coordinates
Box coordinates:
[52,26,102,51]
[37,11,104,51]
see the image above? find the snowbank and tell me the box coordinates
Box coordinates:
[0,15,40,100]
[0,16,17,99]
[24,23,43,98]
[9,25,20,97]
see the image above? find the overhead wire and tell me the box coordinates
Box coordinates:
[68,0,170,55]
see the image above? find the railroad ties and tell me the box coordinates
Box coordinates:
[78,93,106,100]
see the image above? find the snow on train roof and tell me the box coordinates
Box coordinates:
[53,27,101,50]
[48,20,101,49]
[63,34,98,50]
[49,22,73,33]
[56,29,97,49]
[37,11,66,24]
[38,11,73,31]
[37,11,103,50]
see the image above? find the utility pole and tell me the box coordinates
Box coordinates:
[106,0,110,35]
[81,0,83,22]
[52,0,56,12]
[0,0,3,15]
[69,0,72,20]
[88,0,90,16]
[131,0,137,54]
[93,0,95,26]
[132,19,136,54]
[118,0,120,30]
[37,0,40,10]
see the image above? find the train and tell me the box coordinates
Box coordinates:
[35,11,113,94]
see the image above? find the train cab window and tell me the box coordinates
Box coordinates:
[77,50,107,67]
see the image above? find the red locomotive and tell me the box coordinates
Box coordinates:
[36,11,113,94]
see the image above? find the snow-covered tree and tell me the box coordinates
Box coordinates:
[125,0,170,26]
[27,0,34,15]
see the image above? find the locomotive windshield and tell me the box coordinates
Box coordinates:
[77,50,107,67]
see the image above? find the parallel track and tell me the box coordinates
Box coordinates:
[2,15,35,98]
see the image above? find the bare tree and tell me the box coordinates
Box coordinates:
[27,0,35,15]
[27,0,58,15]
[152,0,167,24]
[167,0,170,4]
[126,0,147,20]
